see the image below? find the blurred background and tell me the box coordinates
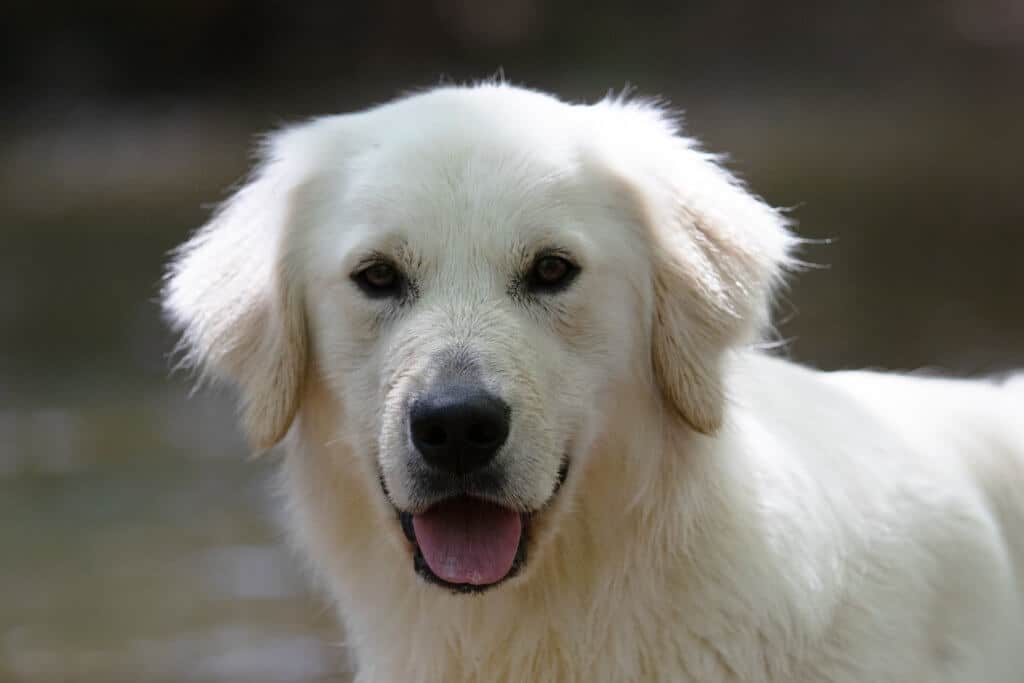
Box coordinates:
[1,1,1022,681]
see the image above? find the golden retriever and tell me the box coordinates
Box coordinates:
[163,83,1024,682]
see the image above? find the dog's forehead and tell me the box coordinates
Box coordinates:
[340,130,591,256]
[305,89,650,281]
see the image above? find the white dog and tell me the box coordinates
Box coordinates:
[163,83,1024,682]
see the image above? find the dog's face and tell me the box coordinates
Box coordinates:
[164,84,792,593]
[302,126,654,589]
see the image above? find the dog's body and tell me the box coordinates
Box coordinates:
[164,84,1024,682]
[286,358,1024,682]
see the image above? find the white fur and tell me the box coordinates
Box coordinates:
[164,83,1024,682]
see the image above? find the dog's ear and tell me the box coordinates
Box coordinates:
[163,126,322,450]
[590,101,794,434]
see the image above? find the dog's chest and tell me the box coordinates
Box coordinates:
[347,590,793,683]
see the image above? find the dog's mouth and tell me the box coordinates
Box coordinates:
[389,460,569,594]
[400,497,528,592]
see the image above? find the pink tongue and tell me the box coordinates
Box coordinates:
[412,498,522,586]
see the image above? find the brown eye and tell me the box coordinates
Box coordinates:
[527,254,579,293]
[353,261,403,298]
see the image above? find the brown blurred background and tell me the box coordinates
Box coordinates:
[1,2,1022,681]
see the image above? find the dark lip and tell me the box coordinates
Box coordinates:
[384,457,570,594]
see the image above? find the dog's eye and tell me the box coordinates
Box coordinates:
[352,262,403,298]
[527,254,578,293]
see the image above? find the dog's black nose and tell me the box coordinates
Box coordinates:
[409,384,510,475]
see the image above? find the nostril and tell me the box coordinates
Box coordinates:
[413,420,447,447]
[466,419,501,446]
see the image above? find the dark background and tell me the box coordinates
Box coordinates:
[2,2,1022,681]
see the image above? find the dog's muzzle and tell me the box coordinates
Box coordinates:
[377,373,570,592]
[399,380,525,590]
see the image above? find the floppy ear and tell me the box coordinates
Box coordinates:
[163,128,317,450]
[591,101,794,434]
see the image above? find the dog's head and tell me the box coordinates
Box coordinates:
[163,84,792,593]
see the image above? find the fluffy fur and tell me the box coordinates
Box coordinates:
[164,83,1024,682]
